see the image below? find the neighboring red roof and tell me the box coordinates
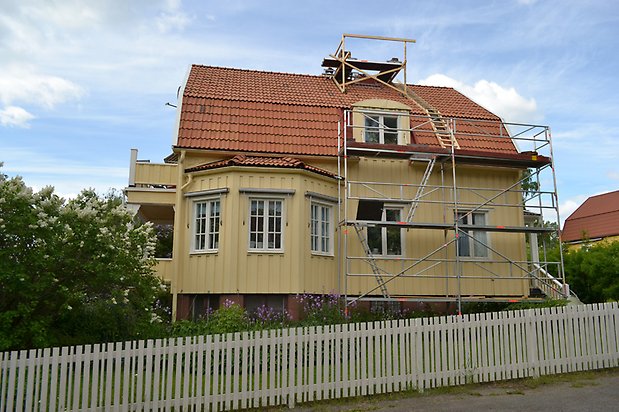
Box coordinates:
[185,154,337,178]
[177,65,516,157]
[562,190,619,242]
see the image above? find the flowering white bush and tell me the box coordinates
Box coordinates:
[0,166,164,350]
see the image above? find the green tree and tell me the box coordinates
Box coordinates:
[521,168,539,198]
[560,241,619,303]
[0,167,164,350]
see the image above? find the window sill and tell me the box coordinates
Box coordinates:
[311,251,335,258]
[458,256,492,262]
[248,250,284,255]
[190,250,219,255]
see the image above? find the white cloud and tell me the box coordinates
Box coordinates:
[559,198,585,224]
[608,171,619,181]
[0,66,83,109]
[418,73,541,124]
[0,106,35,127]
[156,11,192,33]
[156,0,192,33]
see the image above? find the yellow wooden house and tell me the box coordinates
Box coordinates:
[126,36,567,319]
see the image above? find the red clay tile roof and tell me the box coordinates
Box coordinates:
[177,65,516,157]
[185,155,337,178]
[562,190,619,242]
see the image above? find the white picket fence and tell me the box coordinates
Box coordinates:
[1,302,618,411]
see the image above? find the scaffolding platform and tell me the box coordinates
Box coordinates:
[345,220,557,234]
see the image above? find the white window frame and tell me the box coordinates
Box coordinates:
[310,200,334,256]
[191,197,221,253]
[456,210,491,259]
[248,197,285,252]
[362,111,400,145]
[367,205,404,256]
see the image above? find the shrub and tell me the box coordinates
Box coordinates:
[297,293,347,326]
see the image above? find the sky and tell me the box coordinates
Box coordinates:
[1,0,618,225]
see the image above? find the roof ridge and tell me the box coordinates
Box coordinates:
[190,64,469,90]
[587,189,619,199]
[191,64,325,80]
[565,208,619,221]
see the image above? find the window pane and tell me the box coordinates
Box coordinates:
[472,213,488,257]
[365,130,379,143]
[208,200,220,250]
[365,115,380,127]
[364,115,380,143]
[311,204,318,251]
[383,116,398,129]
[322,206,329,253]
[367,226,382,255]
[457,231,470,257]
[386,209,400,222]
[385,208,402,255]
[194,201,208,251]
[250,200,264,249]
[383,116,398,144]
[455,212,468,256]
[386,227,401,255]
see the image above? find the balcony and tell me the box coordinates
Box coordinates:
[125,148,177,229]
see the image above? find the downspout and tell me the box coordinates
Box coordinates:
[171,149,187,321]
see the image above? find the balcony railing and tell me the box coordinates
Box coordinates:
[128,148,177,188]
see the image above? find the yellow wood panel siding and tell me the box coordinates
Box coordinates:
[236,172,299,293]
[301,177,340,293]
[154,258,174,284]
[567,235,619,250]
[134,163,177,186]
[174,151,529,299]
[345,159,529,297]
[125,189,176,205]
[177,173,231,294]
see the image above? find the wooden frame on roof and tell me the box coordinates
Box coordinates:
[323,34,416,95]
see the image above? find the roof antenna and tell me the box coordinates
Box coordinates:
[165,102,177,108]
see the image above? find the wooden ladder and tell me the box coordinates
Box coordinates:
[395,82,460,149]
[426,107,459,149]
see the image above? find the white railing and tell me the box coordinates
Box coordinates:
[532,263,571,300]
[1,303,618,411]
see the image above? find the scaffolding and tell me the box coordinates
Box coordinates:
[329,35,568,313]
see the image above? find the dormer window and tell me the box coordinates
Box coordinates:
[363,113,399,144]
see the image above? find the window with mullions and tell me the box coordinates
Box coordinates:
[456,211,489,258]
[367,207,403,255]
[311,202,332,254]
[193,199,220,252]
[249,199,283,251]
[364,113,399,144]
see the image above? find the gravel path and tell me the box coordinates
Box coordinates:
[288,368,619,412]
